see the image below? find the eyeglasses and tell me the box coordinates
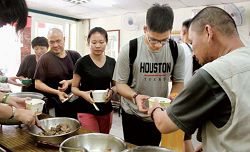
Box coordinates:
[146,34,169,46]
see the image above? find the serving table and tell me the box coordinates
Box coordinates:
[0,124,135,152]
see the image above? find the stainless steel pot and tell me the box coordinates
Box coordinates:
[28,117,80,145]
[8,92,44,99]
[59,133,127,152]
[122,146,174,152]
[0,92,44,125]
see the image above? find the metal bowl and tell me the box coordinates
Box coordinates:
[28,117,80,145]
[0,92,44,125]
[59,133,127,152]
[122,146,174,152]
[8,92,44,99]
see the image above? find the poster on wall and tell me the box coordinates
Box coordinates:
[106,30,120,60]
[20,16,32,61]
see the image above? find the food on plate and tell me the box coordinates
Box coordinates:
[38,123,71,136]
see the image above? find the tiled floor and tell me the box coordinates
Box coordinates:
[110,110,200,149]
[110,110,124,139]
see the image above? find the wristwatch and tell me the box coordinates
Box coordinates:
[9,106,16,119]
[1,94,9,104]
[132,93,138,104]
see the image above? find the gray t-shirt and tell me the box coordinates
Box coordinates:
[113,35,185,121]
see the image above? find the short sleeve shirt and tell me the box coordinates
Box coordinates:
[16,54,37,92]
[167,69,231,135]
[34,50,81,94]
[74,55,116,115]
[113,35,185,97]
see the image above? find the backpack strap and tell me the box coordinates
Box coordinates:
[169,39,178,81]
[127,38,138,86]
[185,43,202,74]
[185,43,192,53]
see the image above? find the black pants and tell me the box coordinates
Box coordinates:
[121,109,161,146]
[44,96,77,119]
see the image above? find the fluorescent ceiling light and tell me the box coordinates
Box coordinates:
[92,0,115,7]
[64,0,90,5]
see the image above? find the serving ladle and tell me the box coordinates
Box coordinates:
[35,116,48,134]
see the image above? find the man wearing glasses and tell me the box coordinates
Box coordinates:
[113,4,185,146]
[34,28,81,118]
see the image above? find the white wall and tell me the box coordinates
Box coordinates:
[88,15,143,58]
[90,13,145,54]
[29,12,86,54]
[90,1,250,50]
[75,19,90,55]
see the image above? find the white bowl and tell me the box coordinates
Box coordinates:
[92,90,108,103]
[25,99,45,115]
[148,97,171,108]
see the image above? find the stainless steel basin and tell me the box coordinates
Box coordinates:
[122,146,174,152]
[28,117,80,145]
[59,133,127,152]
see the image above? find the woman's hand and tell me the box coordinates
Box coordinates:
[7,96,28,108]
[105,89,113,103]
[14,108,36,126]
[81,91,95,104]
[7,76,23,86]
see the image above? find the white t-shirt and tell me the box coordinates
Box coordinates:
[180,43,193,85]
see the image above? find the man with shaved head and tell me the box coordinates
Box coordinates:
[145,6,250,151]
[34,28,81,118]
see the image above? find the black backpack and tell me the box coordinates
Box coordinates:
[127,38,178,86]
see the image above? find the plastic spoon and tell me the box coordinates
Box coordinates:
[62,93,74,103]
[92,103,100,111]
[90,91,100,111]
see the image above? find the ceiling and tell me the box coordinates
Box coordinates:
[26,0,250,20]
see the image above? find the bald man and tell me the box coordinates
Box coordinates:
[34,28,81,118]
[146,6,249,151]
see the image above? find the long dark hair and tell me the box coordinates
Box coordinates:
[0,0,28,32]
